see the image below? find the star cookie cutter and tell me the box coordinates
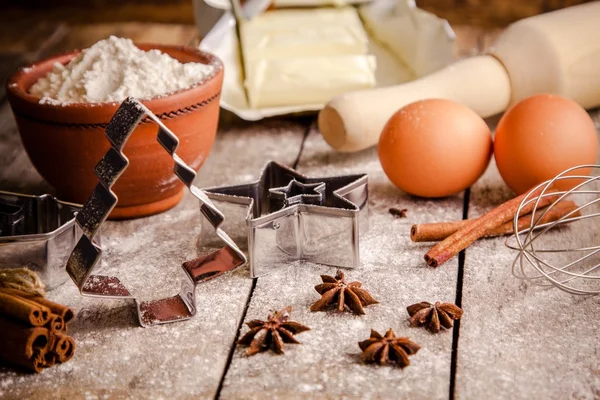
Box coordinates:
[200,161,368,277]
[65,97,247,327]
[0,191,81,290]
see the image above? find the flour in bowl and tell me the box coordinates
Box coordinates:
[29,36,216,105]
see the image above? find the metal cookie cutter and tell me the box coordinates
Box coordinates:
[0,192,81,289]
[66,97,247,327]
[200,161,368,277]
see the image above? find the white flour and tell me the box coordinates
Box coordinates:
[29,36,216,105]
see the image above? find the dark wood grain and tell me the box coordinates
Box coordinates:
[0,0,592,27]
[46,22,198,53]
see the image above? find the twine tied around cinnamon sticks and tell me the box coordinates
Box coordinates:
[0,268,75,373]
[0,267,46,296]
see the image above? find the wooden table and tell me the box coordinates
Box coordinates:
[0,21,599,400]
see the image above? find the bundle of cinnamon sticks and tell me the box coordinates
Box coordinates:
[411,188,580,268]
[0,288,75,373]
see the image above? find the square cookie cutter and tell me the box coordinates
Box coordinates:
[66,97,247,327]
[0,191,81,290]
[200,161,369,277]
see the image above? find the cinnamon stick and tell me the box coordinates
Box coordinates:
[42,350,57,368]
[0,291,51,326]
[412,201,579,242]
[45,315,66,333]
[425,188,559,267]
[51,332,75,363]
[30,296,74,323]
[0,316,50,372]
[0,288,74,323]
[31,350,48,373]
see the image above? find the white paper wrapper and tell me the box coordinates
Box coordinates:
[198,0,455,121]
[204,0,373,8]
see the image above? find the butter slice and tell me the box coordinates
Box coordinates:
[240,7,376,108]
[245,55,376,108]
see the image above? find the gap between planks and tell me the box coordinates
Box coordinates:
[1,22,496,398]
[213,117,315,400]
[447,26,500,399]
[449,188,470,400]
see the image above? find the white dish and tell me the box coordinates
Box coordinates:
[197,0,455,120]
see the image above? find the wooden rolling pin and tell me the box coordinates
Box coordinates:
[318,2,600,152]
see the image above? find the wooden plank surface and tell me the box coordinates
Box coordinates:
[0,98,54,195]
[0,110,307,400]
[0,22,66,55]
[455,115,600,399]
[0,20,472,400]
[219,128,465,399]
[2,17,599,400]
[0,21,307,399]
[48,23,198,53]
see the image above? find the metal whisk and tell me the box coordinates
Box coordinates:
[506,165,600,295]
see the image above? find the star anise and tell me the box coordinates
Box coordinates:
[237,306,310,356]
[389,207,408,218]
[407,301,463,333]
[310,270,378,315]
[358,329,420,367]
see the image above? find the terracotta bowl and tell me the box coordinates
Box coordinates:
[6,44,223,219]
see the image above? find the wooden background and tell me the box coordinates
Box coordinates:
[0,1,599,399]
[0,0,593,26]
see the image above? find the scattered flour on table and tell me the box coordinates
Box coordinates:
[29,36,215,105]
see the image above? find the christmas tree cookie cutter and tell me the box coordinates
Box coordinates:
[65,97,247,328]
[200,161,369,277]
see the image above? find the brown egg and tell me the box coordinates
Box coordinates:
[494,94,598,194]
[378,99,493,198]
